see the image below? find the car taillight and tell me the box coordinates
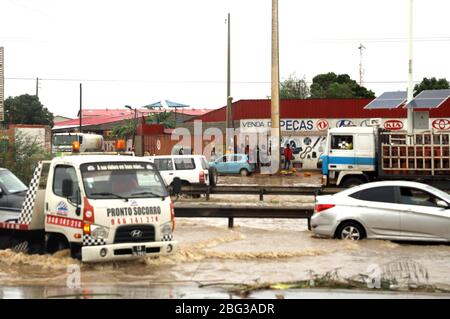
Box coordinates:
[170,201,175,231]
[315,204,335,213]
[83,197,95,235]
[199,171,205,184]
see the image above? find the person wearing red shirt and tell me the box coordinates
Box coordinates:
[283,144,293,170]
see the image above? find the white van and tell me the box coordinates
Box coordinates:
[146,155,216,187]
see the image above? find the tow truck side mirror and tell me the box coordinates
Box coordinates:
[172,177,182,196]
[62,179,73,198]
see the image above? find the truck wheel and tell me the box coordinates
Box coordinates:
[0,235,11,249]
[70,244,82,260]
[342,177,364,188]
[240,168,249,177]
[46,234,69,254]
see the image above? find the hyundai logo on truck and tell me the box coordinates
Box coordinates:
[130,230,143,238]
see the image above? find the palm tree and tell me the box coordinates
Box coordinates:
[111,119,137,139]
[145,110,175,129]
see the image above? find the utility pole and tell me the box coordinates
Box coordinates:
[225,13,234,154]
[407,0,414,137]
[0,47,4,123]
[358,43,366,86]
[35,77,39,97]
[271,0,281,174]
[79,83,82,133]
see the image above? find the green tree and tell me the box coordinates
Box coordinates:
[414,77,449,96]
[111,119,137,139]
[0,131,52,184]
[280,73,310,99]
[4,94,54,127]
[310,72,375,99]
[145,110,175,128]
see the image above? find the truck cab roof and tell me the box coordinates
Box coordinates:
[53,155,151,166]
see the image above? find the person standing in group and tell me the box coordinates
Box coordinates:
[283,143,293,170]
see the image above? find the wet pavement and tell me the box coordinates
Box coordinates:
[216,171,322,187]
[0,172,449,299]
[1,216,450,299]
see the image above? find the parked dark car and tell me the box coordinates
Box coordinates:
[0,168,27,209]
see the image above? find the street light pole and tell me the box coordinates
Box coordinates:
[125,105,137,151]
[407,0,414,138]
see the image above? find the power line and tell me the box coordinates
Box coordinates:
[306,37,450,44]
[4,77,426,85]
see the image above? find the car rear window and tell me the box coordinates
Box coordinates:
[174,158,196,170]
[351,186,397,203]
[200,157,209,170]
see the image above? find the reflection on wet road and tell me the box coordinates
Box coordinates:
[1,215,450,298]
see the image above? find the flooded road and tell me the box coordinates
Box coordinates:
[1,211,450,298]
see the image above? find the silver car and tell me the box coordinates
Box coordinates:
[311,181,450,242]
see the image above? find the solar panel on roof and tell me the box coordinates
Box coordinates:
[406,89,450,109]
[364,91,407,109]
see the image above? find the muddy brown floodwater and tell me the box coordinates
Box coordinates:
[1,208,450,298]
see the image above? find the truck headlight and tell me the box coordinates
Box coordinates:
[90,224,109,240]
[161,223,172,236]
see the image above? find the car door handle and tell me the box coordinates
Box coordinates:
[168,173,174,175]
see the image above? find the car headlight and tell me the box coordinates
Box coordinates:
[161,223,172,236]
[90,224,109,240]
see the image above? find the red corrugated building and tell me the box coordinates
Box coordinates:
[187,98,450,123]
[178,98,450,168]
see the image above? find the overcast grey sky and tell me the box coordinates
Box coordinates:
[1,0,449,117]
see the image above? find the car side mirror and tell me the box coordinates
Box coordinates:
[436,200,448,209]
[0,187,3,197]
[62,179,73,198]
[172,177,182,196]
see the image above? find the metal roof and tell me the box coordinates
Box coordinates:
[188,98,450,123]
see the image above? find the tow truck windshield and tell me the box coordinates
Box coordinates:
[80,162,168,200]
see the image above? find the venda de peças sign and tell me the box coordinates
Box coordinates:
[241,118,450,132]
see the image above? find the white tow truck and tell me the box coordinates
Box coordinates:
[0,155,177,262]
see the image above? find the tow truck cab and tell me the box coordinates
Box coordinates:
[38,155,176,262]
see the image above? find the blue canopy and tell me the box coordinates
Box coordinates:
[144,100,189,109]
[144,101,164,108]
[165,100,189,108]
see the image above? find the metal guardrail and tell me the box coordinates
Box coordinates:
[174,202,314,228]
[176,184,341,200]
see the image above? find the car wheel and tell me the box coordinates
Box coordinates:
[240,168,249,177]
[337,222,365,240]
[342,177,364,188]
